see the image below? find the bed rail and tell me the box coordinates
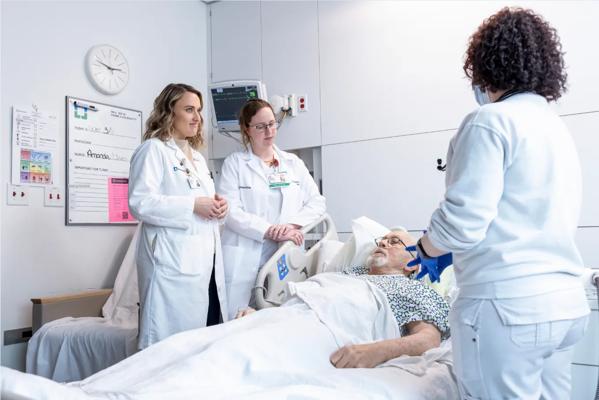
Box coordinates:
[254,214,337,309]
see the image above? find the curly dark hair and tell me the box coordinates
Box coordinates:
[463,7,567,101]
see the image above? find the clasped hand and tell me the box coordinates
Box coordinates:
[265,224,304,246]
[193,194,228,219]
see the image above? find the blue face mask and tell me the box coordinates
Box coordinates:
[473,85,491,106]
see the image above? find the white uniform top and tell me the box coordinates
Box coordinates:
[129,138,228,349]
[218,145,326,318]
[427,93,589,322]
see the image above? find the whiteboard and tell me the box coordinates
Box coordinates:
[66,96,142,225]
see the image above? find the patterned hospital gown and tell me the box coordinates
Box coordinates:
[342,266,450,339]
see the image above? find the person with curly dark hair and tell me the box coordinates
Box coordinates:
[407,8,589,399]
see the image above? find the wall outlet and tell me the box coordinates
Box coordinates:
[298,95,308,112]
[44,186,64,207]
[7,184,29,206]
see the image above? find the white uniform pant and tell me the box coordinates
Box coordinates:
[450,298,588,400]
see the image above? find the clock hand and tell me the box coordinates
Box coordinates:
[95,59,112,69]
[95,59,122,72]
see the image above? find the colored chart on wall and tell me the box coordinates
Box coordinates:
[11,105,59,186]
[66,96,141,225]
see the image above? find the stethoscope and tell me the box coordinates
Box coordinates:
[495,88,526,102]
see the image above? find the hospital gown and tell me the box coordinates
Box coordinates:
[343,266,450,339]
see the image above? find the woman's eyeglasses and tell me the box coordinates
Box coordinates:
[250,121,280,132]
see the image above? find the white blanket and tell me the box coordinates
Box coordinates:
[3,273,458,400]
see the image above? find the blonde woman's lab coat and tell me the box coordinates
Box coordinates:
[129,138,228,350]
[218,146,326,319]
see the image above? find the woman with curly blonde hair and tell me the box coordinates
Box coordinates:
[129,83,229,349]
[412,8,589,399]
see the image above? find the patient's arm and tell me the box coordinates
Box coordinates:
[329,321,441,369]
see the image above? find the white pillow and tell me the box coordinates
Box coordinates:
[317,240,345,273]
[325,216,391,272]
[321,216,458,304]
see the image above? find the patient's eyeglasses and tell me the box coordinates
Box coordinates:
[374,235,416,258]
[249,121,280,132]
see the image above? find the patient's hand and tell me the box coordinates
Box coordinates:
[235,307,256,319]
[330,322,442,368]
[330,343,387,368]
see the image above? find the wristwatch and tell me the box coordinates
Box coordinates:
[416,239,432,259]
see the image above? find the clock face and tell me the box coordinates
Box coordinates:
[85,45,129,95]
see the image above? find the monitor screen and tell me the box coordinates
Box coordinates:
[211,85,260,125]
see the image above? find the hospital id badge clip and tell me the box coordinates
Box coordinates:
[268,171,290,189]
[187,176,201,189]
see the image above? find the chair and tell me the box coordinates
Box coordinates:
[26,228,140,382]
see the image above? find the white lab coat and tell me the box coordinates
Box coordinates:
[129,138,228,349]
[218,146,326,318]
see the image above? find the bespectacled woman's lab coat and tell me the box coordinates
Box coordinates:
[129,138,228,350]
[218,146,326,319]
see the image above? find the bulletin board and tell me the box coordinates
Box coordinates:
[11,104,59,186]
[66,96,142,225]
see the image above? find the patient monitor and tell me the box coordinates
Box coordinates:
[209,80,267,133]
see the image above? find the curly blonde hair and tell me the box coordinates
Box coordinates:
[143,83,204,149]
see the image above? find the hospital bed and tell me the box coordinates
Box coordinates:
[25,215,339,383]
[7,214,462,400]
[16,214,599,399]
[254,213,339,309]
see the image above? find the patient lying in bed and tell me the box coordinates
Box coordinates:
[1,231,455,400]
[239,230,450,369]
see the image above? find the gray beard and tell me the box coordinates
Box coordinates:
[367,254,387,269]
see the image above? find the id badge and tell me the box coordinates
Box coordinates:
[268,171,290,189]
[187,176,201,189]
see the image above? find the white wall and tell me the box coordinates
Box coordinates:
[210,1,599,397]
[208,1,322,160]
[0,0,209,370]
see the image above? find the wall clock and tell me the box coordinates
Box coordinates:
[85,44,129,95]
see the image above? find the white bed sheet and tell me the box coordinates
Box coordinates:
[4,273,458,400]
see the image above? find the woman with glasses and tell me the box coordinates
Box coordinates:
[218,99,326,319]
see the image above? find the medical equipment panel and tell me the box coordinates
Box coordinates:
[209,80,267,133]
